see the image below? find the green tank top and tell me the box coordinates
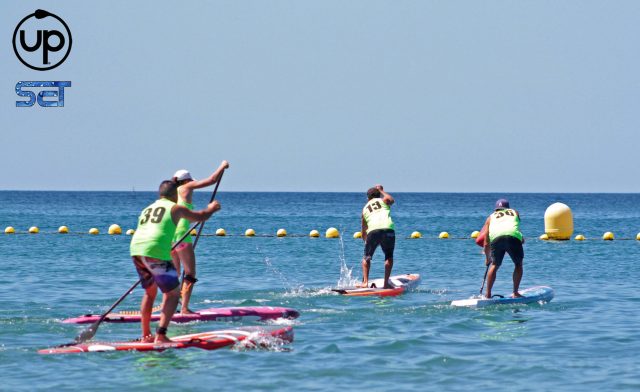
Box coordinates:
[488,208,523,242]
[130,198,177,260]
[362,198,395,233]
[172,193,194,244]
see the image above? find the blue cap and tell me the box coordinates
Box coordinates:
[495,199,510,209]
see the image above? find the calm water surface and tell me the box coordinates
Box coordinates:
[0,192,638,391]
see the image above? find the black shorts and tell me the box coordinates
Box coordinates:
[490,235,524,267]
[364,229,395,261]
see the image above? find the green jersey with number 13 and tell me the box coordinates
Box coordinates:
[362,198,395,234]
[130,198,177,260]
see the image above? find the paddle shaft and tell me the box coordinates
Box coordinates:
[171,171,224,249]
[193,171,223,248]
[479,264,489,294]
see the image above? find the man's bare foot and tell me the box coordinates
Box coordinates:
[180,308,197,315]
[356,282,369,288]
[140,334,154,343]
[154,334,173,344]
[511,292,524,298]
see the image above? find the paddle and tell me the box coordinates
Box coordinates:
[479,264,489,295]
[178,171,224,292]
[66,179,224,347]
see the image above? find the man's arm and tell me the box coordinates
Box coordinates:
[376,185,394,206]
[482,216,491,265]
[182,161,229,192]
[361,215,368,242]
[171,201,221,225]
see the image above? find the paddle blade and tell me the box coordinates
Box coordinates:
[74,321,99,344]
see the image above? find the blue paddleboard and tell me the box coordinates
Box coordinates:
[451,286,554,307]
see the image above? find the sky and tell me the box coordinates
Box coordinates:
[1,1,639,192]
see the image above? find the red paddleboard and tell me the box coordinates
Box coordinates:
[63,306,299,324]
[332,274,421,297]
[38,325,294,355]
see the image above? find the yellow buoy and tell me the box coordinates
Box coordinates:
[544,202,574,240]
[410,231,422,239]
[216,228,226,236]
[439,232,449,239]
[88,228,99,235]
[602,232,614,241]
[245,228,256,237]
[353,231,362,239]
[29,226,39,234]
[636,233,640,241]
[470,231,480,239]
[58,226,69,234]
[108,224,122,235]
[5,226,15,234]
[325,227,339,238]
[574,234,585,241]
[277,229,287,237]
[126,229,135,235]
[309,230,320,238]
[539,233,549,240]
[190,228,197,236]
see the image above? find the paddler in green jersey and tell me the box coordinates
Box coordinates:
[480,198,525,299]
[359,185,396,289]
[171,160,229,314]
[130,180,220,343]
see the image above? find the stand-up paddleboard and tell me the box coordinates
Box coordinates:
[332,274,421,297]
[38,325,294,355]
[451,286,554,307]
[63,306,300,324]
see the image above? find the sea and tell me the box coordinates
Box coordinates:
[0,191,638,391]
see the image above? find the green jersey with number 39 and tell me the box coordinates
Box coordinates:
[488,208,523,242]
[362,198,394,234]
[130,198,177,260]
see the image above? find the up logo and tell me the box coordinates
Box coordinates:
[13,9,72,71]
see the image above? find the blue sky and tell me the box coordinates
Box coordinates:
[2,1,639,192]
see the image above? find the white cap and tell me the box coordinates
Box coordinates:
[173,169,194,182]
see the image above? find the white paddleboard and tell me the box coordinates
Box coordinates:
[451,286,554,307]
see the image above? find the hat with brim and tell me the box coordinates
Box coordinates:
[173,169,194,182]
[495,198,510,210]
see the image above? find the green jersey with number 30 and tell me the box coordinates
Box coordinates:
[130,198,177,260]
[362,198,394,234]
[488,208,523,242]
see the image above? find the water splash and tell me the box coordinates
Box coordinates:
[231,331,292,352]
[336,229,358,288]
[256,245,304,294]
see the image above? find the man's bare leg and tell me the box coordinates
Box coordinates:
[383,257,394,289]
[177,244,197,314]
[485,264,499,298]
[140,285,157,342]
[512,264,523,298]
[155,287,180,343]
[358,258,371,288]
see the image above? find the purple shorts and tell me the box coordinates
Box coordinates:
[132,256,180,293]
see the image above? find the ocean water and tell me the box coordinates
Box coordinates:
[0,191,639,391]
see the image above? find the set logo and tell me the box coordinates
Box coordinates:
[16,81,71,107]
[13,9,72,71]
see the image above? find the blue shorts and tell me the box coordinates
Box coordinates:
[132,256,180,293]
